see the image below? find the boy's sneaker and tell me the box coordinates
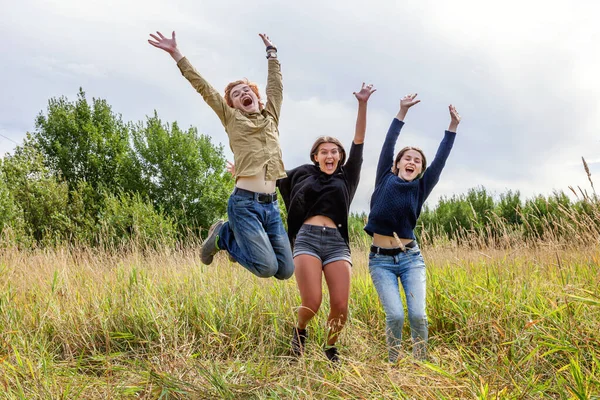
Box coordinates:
[227,252,237,263]
[201,220,224,265]
[324,346,339,363]
[291,327,307,356]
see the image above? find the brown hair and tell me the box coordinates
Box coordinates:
[309,136,347,167]
[392,146,427,178]
[224,79,264,110]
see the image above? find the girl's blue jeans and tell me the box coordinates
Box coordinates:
[368,244,428,362]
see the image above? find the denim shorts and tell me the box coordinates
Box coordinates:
[293,224,352,267]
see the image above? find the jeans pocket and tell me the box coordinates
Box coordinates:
[231,194,254,207]
[368,252,391,267]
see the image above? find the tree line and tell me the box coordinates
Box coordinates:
[348,184,599,248]
[0,89,233,248]
[1,90,597,249]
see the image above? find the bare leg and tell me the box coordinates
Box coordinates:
[294,255,324,328]
[323,260,352,346]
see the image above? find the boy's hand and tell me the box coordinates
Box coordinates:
[353,83,376,103]
[148,31,178,53]
[148,31,183,62]
[259,33,275,48]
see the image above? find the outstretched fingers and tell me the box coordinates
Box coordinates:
[353,82,365,95]
[400,93,421,108]
[354,82,376,101]
[148,30,178,54]
[259,33,274,47]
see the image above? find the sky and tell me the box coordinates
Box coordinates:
[1,0,599,213]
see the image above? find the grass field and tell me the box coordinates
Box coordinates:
[1,244,599,399]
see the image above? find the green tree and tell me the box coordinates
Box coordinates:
[99,191,177,249]
[33,88,143,195]
[0,166,26,244]
[521,191,571,239]
[496,190,522,225]
[465,186,495,230]
[131,113,233,234]
[1,135,71,244]
[433,193,473,239]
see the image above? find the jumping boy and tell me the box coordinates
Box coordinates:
[149,31,293,280]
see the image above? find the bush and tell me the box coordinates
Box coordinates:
[1,136,71,245]
[98,192,177,249]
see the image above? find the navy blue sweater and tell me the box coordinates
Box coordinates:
[364,118,456,239]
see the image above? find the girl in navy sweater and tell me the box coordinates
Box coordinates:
[364,93,461,362]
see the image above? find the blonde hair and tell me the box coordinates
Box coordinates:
[392,146,427,178]
[224,79,264,110]
[309,136,347,167]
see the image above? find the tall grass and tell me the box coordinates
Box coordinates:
[1,243,598,399]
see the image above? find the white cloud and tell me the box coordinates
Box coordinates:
[1,0,599,213]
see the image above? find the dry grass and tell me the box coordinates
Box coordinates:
[0,243,599,399]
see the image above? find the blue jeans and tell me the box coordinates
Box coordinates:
[368,244,428,361]
[217,190,294,280]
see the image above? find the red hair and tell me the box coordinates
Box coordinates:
[224,79,264,110]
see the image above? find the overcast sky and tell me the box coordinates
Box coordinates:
[2,0,599,213]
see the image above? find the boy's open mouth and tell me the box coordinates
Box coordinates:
[242,97,253,107]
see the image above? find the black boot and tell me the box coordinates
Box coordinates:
[324,346,339,363]
[291,327,307,356]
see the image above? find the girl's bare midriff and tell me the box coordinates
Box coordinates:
[372,233,414,248]
[303,215,337,228]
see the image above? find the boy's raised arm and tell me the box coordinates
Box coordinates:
[260,33,283,125]
[148,30,233,127]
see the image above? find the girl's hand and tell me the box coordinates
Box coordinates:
[353,83,376,103]
[226,161,235,177]
[448,104,461,132]
[148,31,178,54]
[396,93,420,121]
[449,104,461,124]
[259,33,275,48]
[400,93,420,110]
